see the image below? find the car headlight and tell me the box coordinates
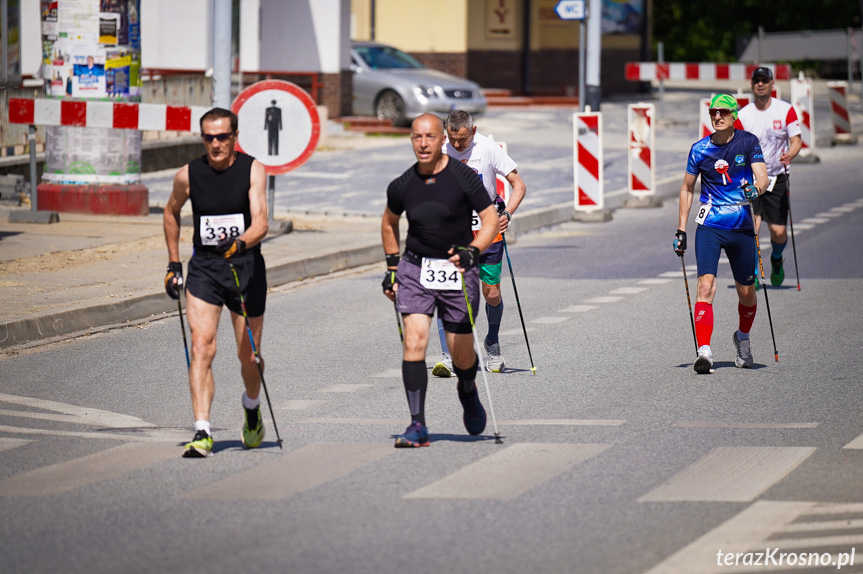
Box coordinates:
[413,85,440,102]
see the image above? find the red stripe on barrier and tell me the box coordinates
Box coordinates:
[657,64,669,81]
[166,106,192,131]
[61,100,87,127]
[581,115,599,131]
[113,103,139,129]
[577,142,599,178]
[638,145,651,168]
[578,188,597,206]
[631,174,648,191]
[685,64,699,79]
[774,66,790,80]
[625,63,640,81]
[8,98,35,124]
[716,64,730,80]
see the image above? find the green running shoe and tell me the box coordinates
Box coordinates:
[242,404,265,449]
[183,429,213,458]
[770,256,785,286]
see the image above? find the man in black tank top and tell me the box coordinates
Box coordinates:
[381,113,499,448]
[163,108,270,458]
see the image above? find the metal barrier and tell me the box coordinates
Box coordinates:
[0,88,47,151]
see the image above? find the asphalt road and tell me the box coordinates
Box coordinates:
[1,141,862,573]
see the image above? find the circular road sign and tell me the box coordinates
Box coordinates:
[231,80,320,175]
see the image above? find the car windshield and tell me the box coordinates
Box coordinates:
[354,45,425,70]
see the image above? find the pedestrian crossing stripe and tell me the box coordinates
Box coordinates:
[403,443,610,500]
[638,446,815,503]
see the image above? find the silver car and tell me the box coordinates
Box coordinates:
[350,41,487,127]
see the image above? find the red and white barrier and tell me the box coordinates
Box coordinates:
[573,111,604,211]
[627,103,654,197]
[791,74,815,151]
[827,81,853,136]
[8,98,208,132]
[625,63,791,82]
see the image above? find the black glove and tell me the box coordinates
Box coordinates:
[382,269,397,294]
[452,245,481,270]
[165,262,183,300]
[673,230,687,255]
[216,236,246,259]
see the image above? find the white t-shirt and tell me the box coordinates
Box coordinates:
[443,132,517,202]
[737,98,801,176]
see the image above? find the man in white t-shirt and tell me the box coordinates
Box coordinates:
[430,110,527,376]
[736,66,802,287]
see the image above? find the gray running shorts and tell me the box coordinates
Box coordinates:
[396,256,479,330]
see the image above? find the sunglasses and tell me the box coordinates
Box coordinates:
[708,108,735,118]
[202,132,235,142]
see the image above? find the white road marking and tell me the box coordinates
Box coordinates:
[299,418,402,425]
[371,369,402,378]
[801,217,829,224]
[815,211,843,218]
[673,421,819,429]
[0,424,187,442]
[637,279,672,285]
[500,419,626,426]
[530,316,570,324]
[283,171,351,179]
[500,328,537,336]
[842,432,863,449]
[320,384,374,393]
[830,206,857,212]
[638,446,815,502]
[609,287,648,295]
[279,400,327,410]
[403,443,610,500]
[0,437,31,452]
[558,305,597,312]
[584,296,623,304]
[643,500,859,574]
[0,392,154,429]
[182,442,392,500]
[659,271,695,278]
[0,442,177,496]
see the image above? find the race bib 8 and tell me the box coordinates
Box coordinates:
[421,258,461,291]
[695,203,711,225]
[200,213,245,246]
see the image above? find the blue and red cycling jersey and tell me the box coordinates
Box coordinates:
[686,129,764,231]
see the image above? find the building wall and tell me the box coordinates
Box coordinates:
[374,0,467,52]
[141,0,213,70]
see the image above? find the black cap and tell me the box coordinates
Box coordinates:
[751,66,773,81]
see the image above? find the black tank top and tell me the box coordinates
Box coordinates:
[189,152,255,253]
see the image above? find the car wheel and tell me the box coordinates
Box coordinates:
[375,90,406,126]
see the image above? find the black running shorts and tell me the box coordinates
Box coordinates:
[186,249,267,317]
[751,174,789,226]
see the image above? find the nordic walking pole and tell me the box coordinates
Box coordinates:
[679,254,698,355]
[461,274,503,444]
[784,165,801,291]
[501,234,536,374]
[227,260,284,449]
[177,288,190,370]
[394,302,404,345]
[748,203,779,362]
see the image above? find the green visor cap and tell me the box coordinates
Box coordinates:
[709,93,739,120]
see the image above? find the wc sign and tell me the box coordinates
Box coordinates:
[555,0,585,20]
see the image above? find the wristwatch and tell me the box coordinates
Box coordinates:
[502,210,512,222]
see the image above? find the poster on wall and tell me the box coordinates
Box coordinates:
[98,11,119,44]
[71,49,106,97]
[99,0,127,45]
[105,47,131,96]
[58,0,100,44]
[602,0,642,35]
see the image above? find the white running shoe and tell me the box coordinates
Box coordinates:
[484,341,505,373]
[432,353,454,378]
[733,331,753,368]
[694,345,714,374]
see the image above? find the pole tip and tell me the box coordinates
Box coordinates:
[774,354,779,362]
[278,439,284,449]
[494,435,503,445]
[531,367,537,375]
[797,286,801,291]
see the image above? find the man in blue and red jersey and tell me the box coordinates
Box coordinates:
[674,94,769,374]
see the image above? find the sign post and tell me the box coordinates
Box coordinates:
[232,80,321,234]
[555,0,586,112]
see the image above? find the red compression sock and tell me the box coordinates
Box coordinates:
[694,302,714,348]
[738,302,757,335]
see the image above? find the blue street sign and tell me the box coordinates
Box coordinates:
[555,0,585,20]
